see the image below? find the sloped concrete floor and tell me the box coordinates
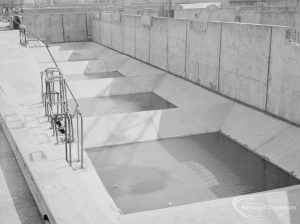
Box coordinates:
[0,124,44,224]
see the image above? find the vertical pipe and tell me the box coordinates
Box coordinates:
[64,113,68,162]
[68,114,72,167]
[80,113,83,169]
[41,72,44,104]
[77,111,79,162]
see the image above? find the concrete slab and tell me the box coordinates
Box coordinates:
[221,104,291,149]
[121,185,300,224]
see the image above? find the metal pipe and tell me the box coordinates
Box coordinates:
[64,113,68,162]
[76,111,79,162]
[68,114,72,167]
[80,112,83,169]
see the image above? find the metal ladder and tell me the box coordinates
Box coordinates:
[41,68,84,168]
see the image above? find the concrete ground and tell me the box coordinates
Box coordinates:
[0,124,44,224]
[1,30,300,224]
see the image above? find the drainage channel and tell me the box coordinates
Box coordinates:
[0,124,44,224]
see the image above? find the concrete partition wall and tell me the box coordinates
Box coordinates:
[240,12,261,24]
[111,15,124,52]
[219,23,272,110]
[86,13,96,36]
[267,26,300,124]
[100,13,112,47]
[186,21,221,90]
[150,17,168,70]
[167,19,187,76]
[260,12,296,27]
[23,14,64,43]
[92,13,101,43]
[62,13,88,42]
[174,9,209,20]
[135,16,150,63]
[123,15,137,57]
[209,10,235,22]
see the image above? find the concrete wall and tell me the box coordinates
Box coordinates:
[241,11,296,27]
[149,17,168,70]
[167,18,187,76]
[92,13,101,43]
[111,15,124,52]
[23,7,99,14]
[267,26,300,124]
[219,23,272,110]
[123,15,137,57]
[260,11,296,26]
[23,13,64,43]
[186,21,221,90]
[175,8,298,29]
[23,12,90,43]
[88,14,300,125]
[240,11,261,24]
[63,13,88,42]
[100,13,112,47]
[135,16,150,62]
[174,9,235,21]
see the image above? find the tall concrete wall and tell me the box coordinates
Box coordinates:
[92,13,101,43]
[267,26,300,124]
[87,14,300,125]
[167,18,187,76]
[100,13,112,47]
[135,16,150,62]
[23,12,91,43]
[175,8,298,29]
[240,11,261,24]
[219,23,272,110]
[111,15,124,52]
[149,17,168,70]
[123,15,137,57]
[63,13,88,42]
[186,22,221,90]
[23,13,64,43]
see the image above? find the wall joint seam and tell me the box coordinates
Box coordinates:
[265,26,273,111]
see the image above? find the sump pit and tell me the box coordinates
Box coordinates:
[86,133,300,214]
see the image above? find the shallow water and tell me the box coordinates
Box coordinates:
[87,133,300,214]
[69,92,176,117]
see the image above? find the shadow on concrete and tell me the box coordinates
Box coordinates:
[0,125,44,224]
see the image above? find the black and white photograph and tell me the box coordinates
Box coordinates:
[0,0,300,223]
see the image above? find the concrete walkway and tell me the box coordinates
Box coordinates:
[0,124,44,224]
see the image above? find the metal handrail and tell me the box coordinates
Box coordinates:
[15,18,84,168]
